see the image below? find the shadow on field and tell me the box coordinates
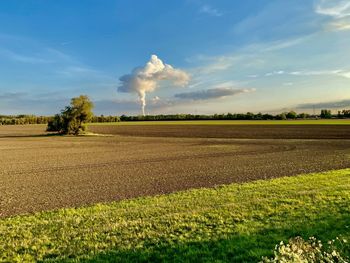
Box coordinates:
[54,212,350,263]
[0,133,61,138]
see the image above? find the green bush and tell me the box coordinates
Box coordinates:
[47,95,94,135]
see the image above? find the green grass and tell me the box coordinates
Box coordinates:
[1,169,350,262]
[89,119,350,126]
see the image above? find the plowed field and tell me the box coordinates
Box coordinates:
[1,124,350,218]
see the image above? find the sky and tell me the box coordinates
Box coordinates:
[0,0,349,116]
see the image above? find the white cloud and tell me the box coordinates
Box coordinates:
[265,70,285,77]
[118,55,190,115]
[315,1,350,31]
[261,36,312,52]
[290,69,350,78]
[199,5,222,17]
[263,69,350,79]
[315,0,350,18]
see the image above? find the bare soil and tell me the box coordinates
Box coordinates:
[90,124,350,139]
[1,124,350,218]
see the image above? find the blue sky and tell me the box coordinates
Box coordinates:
[0,0,349,115]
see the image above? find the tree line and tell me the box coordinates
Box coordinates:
[337,110,350,118]
[1,108,350,126]
[0,114,120,125]
[0,115,50,125]
[119,109,349,121]
[119,111,308,121]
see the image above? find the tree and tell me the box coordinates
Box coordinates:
[278,113,287,120]
[298,113,309,119]
[320,109,332,119]
[286,111,297,119]
[47,95,94,135]
[47,114,64,132]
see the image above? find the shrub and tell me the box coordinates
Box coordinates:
[261,236,348,263]
[286,111,297,119]
[321,109,332,119]
[47,95,94,135]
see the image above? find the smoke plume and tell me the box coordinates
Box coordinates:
[118,55,190,115]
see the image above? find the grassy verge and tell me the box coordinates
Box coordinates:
[89,119,350,126]
[1,169,349,262]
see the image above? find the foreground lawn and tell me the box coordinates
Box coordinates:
[0,169,349,262]
[89,119,350,126]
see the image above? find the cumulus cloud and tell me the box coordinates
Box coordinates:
[174,87,254,101]
[118,55,190,115]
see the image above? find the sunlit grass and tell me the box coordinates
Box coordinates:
[0,169,349,262]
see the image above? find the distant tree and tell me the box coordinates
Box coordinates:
[320,109,332,119]
[286,111,297,119]
[47,95,94,135]
[297,113,310,119]
[278,113,287,120]
[255,112,263,120]
[245,112,254,120]
[340,109,350,118]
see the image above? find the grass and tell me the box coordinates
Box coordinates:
[1,169,350,262]
[89,119,350,126]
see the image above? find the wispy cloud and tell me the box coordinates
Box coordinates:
[315,0,350,18]
[0,92,27,100]
[315,0,350,31]
[327,18,350,31]
[297,99,350,109]
[291,69,350,79]
[0,48,53,64]
[265,70,285,77]
[45,48,74,62]
[261,35,312,52]
[56,66,101,77]
[195,56,235,74]
[199,5,222,17]
[263,69,350,79]
[190,35,312,75]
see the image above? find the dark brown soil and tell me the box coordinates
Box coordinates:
[1,124,350,218]
[90,124,350,139]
